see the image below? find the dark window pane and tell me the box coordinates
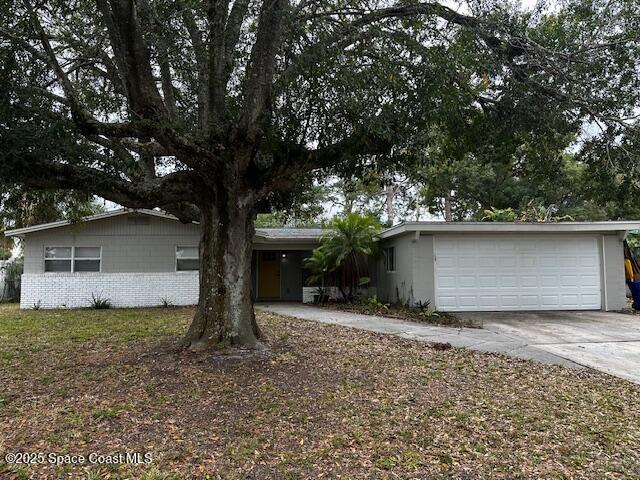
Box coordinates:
[177,258,199,271]
[45,260,72,272]
[74,259,100,272]
[385,247,395,272]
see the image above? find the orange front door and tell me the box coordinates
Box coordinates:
[258,251,281,298]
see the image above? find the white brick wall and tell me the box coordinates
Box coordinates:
[20,272,199,309]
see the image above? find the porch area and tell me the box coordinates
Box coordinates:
[252,250,313,302]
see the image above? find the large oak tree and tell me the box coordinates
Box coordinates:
[1,0,637,349]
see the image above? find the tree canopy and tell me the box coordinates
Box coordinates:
[1,0,638,347]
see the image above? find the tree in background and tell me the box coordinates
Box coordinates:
[255,183,328,227]
[0,187,104,229]
[482,201,575,223]
[1,0,638,349]
[398,1,640,222]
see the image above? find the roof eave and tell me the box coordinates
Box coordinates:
[378,221,640,239]
[4,208,179,237]
[253,236,321,243]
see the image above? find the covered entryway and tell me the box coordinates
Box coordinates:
[434,234,602,311]
[253,250,313,301]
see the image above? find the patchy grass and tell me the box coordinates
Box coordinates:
[0,304,639,479]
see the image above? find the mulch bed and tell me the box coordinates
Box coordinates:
[1,307,639,479]
[316,301,479,328]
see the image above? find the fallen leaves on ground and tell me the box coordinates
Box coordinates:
[0,305,638,479]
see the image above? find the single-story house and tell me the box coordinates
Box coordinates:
[5,208,639,312]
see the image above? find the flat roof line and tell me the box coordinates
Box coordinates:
[378,221,640,238]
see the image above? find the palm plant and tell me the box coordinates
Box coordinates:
[318,213,381,301]
[303,247,331,303]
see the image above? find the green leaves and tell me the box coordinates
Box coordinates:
[481,207,517,222]
[305,213,380,299]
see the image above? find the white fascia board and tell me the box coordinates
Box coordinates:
[253,236,321,244]
[378,221,640,239]
[4,208,180,237]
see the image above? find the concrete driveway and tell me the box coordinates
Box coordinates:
[463,311,640,384]
[257,303,640,384]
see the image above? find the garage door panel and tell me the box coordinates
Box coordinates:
[435,235,601,311]
[580,256,599,267]
[519,256,537,267]
[438,296,457,307]
[541,295,560,306]
[560,275,579,286]
[581,275,599,287]
[539,256,558,267]
[479,295,498,307]
[500,276,518,287]
[438,275,456,288]
[541,275,559,287]
[560,294,580,307]
[478,257,497,267]
[498,256,517,267]
[437,256,457,267]
[457,256,477,267]
[478,275,497,287]
[457,276,476,288]
[459,296,478,307]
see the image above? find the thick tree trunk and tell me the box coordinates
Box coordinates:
[182,193,261,350]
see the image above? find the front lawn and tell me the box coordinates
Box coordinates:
[1,304,639,479]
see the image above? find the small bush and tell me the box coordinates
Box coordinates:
[90,293,112,309]
[415,299,431,310]
[416,299,439,318]
[1,258,23,303]
[161,296,173,308]
[360,295,390,315]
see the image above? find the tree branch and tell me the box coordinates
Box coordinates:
[223,0,250,80]
[207,0,231,135]
[0,153,200,215]
[279,2,524,87]
[101,0,166,119]
[178,1,209,130]
[256,126,392,197]
[137,0,177,119]
[239,0,287,141]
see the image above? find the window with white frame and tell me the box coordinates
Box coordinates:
[176,246,199,271]
[384,246,395,272]
[45,246,101,272]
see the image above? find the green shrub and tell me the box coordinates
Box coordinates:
[90,293,112,309]
[305,213,380,302]
[1,258,23,303]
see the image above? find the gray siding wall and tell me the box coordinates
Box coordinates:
[23,214,200,274]
[377,233,419,304]
[602,234,626,311]
[411,235,435,305]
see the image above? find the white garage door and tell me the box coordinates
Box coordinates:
[434,235,602,311]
